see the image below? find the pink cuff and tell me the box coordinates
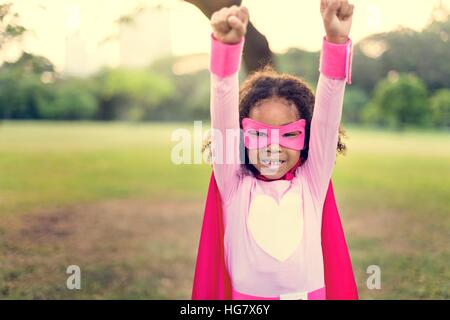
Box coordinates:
[319,37,353,85]
[210,33,245,77]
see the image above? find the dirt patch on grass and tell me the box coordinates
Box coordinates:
[343,206,448,255]
[340,205,449,299]
[0,197,205,299]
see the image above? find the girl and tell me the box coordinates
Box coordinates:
[193,0,357,300]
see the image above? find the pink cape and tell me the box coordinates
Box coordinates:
[191,172,358,300]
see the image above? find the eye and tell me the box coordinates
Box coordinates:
[283,131,301,138]
[248,130,267,137]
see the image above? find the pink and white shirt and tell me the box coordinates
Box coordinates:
[209,34,352,299]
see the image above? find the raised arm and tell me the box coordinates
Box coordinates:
[302,0,354,205]
[209,6,248,203]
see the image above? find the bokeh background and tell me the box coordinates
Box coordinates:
[0,0,449,299]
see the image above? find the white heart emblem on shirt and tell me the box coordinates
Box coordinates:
[247,192,303,262]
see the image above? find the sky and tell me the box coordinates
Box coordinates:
[5,0,450,72]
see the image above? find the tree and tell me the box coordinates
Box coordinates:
[429,89,450,128]
[0,3,27,50]
[342,87,370,124]
[366,74,429,128]
[93,68,174,121]
[2,52,55,75]
[353,8,450,95]
[0,52,56,119]
[183,0,274,73]
[38,78,98,120]
[276,48,320,85]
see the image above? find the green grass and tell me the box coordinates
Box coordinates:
[0,121,449,299]
[0,121,211,215]
[336,127,450,227]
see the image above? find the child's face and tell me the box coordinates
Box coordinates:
[247,97,301,180]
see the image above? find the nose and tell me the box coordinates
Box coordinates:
[266,144,282,154]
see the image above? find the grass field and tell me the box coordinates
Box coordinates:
[0,121,449,299]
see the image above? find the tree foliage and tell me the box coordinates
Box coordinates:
[353,17,450,94]
[0,53,54,119]
[93,68,175,121]
[430,89,450,128]
[0,3,27,49]
[0,2,449,128]
[364,74,429,128]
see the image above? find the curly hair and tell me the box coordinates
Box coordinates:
[204,65,347,176]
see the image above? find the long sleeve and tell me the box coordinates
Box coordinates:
[209,34,245,204]
[302,37,353,207]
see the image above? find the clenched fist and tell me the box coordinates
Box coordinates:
[211,5,249,45]
[320,0,354,44]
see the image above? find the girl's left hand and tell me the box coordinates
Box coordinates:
[320,0,354,44]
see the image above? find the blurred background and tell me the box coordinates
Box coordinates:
[0,0,448,299]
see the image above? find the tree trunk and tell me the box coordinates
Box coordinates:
[184,0,275,74]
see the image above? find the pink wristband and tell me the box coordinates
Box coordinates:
[210,33,245,77]
[319,37,353,85]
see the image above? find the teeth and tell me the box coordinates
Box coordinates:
[261,159,284,165]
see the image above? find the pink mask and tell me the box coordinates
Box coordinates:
[242,118,307,151]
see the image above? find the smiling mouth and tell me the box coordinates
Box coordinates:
[260,159,286,169]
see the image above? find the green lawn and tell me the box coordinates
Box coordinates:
[0,121,210,215]
[0,121,448,299]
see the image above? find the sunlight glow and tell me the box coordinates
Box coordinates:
[7,0,450,72]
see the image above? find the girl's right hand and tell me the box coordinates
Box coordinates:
[211,5,249,45]
[320,0,354,44]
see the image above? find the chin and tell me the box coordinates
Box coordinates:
[263,174,284,180]
[258,168,287,180]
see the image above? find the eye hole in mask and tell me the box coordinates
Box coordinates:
[248,130,268,137]
[283,131,302,138]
